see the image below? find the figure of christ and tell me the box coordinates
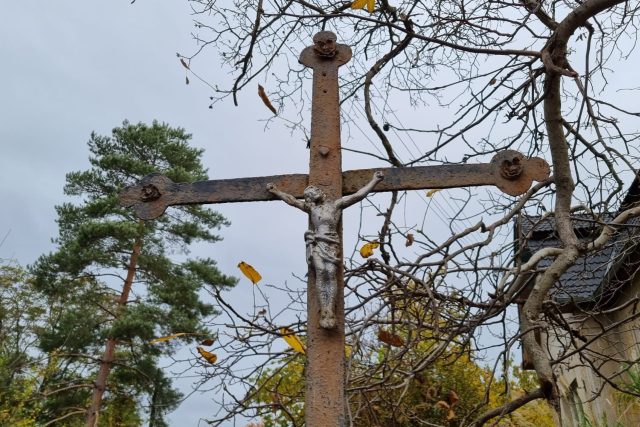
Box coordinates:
[267,171,384,329]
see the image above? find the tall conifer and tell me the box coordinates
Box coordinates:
[32,121,235,426]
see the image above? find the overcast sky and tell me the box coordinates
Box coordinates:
[0,1,308,424]
[0,2,398,425]
[2,1,576,424]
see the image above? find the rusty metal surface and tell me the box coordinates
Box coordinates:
[491,150,550,196]
[119,151,550,220]
[299,34,352,196]
[299,32,351,427]
[119,172,309,220]
[352,150,550,196]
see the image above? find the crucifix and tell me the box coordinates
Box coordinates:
[120,31,550,427]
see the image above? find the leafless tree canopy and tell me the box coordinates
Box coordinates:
[180,0,640,425]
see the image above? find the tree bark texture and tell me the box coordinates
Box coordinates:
[86,233,142,426]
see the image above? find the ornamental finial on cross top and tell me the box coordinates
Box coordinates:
[301,31,352,66]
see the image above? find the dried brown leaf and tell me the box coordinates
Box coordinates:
[448,390,459,407]
[405,233,414,247]
[258,84,277,115]
[426,386,438,399]
[377,329,405,347]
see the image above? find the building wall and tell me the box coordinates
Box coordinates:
[546,274,640,426]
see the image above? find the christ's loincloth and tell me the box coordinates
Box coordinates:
[304,230,340,265]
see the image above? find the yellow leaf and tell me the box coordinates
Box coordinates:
[435,400,450,410]
[447,409,456,420]
[197,346,218,364]
[426,189,441,198]
[359,241,380,258]
[279,327,306,354]
[238,261,262,284]
[351,0,375,13]
[149,332,189,344]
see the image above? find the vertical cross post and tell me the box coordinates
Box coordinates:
[298,31,352,427]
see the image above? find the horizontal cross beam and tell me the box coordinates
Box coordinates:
[120,150,550,220]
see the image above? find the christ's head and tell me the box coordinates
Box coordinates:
[304,186,325,204]
[312,31,337,58]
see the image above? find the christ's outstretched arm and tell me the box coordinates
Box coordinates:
[267,183,308,212]
[337,171,384,209]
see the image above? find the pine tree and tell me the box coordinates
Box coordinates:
[31,121,236,426]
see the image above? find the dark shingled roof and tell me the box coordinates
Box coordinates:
[518,215,616,305]
[516,173,640,307]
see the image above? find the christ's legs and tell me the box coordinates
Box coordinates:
[314,256,337,329]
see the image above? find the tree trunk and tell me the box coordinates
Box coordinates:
[86,232,143,426]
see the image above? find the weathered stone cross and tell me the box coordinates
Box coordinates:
[120,31,549,427]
